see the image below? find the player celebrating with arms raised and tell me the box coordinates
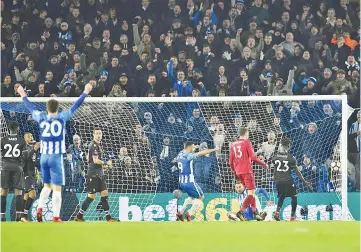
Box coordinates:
[229,127,269,221]
[272,137,312,221]
[17,83,92,222]
[176,141,218,222]
[75,127,116,222]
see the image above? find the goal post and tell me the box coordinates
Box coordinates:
[0,95,353,221]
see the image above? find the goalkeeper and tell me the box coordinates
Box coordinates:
[228,182,273,221]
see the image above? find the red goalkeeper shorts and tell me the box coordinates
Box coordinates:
[237,173,256,190]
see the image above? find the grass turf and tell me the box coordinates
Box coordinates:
[1,221,360,252]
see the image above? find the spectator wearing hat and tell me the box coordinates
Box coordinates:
[323,69,357,95]
[58,22,73,48]
[58,80,74,97]
[268,67,295,96]
[301,77,321,95]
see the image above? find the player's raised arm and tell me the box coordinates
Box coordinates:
[295,162,313,191]
[18,85,37,113]
[246,140,268,168]
[195,146,219,157]
[18,85,44,122]
[61,82,93,121]
[69,83,93,113]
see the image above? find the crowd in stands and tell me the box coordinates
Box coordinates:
[0,0,360,108]
[1,0,360,194]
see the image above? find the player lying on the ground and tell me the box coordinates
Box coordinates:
[229,127,269,221]
[176,141,218,222]
[75,127,117,222]
[21,133,40,222]
[272,137,313,221]
[1,122,26,222]
[228,182,273,221]
[18,83,93,222]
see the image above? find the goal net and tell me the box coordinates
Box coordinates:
[0,96,352,221]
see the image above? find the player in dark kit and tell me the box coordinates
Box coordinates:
[272,137,313,221]
[75,128,117,222]
[21,133,41,222]
[0,122,26,221]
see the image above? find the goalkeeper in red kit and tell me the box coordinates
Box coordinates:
[229,127,269,221]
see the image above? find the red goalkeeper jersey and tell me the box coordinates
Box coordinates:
[229,139,267,175]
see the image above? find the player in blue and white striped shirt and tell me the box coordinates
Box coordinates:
[176,141,218,222]
[228,182,273,221]
[17,83,92,222]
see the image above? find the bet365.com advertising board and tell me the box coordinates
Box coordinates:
[86,192,358,221]
[5,192,360,221]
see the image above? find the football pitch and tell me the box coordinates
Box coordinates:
[1,221,360,252]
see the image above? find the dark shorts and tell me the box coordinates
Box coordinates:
[237,173,256,190]
[24,175,36,192]
[85,176,107,194]
[276,180,297,198]
[1,170,24,190]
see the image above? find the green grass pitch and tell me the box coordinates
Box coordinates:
[2,222,360,252]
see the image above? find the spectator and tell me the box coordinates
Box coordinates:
[194,142,217,192]
[66,134,85,192]
[323,69,357,95]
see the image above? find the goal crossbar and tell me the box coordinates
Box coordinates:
[0,95,348,103]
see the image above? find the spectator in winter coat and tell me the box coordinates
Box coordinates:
[236,31,264,59]
[57,22,73,48]
[108,84,126,97]
[279,33,304,56]
[133,23,155,60]
[193,142,217,192]
[323,69,357,95]
[1,75,14,97]
[268,68,295,96]
[185,108,206,140]
[229,68,250,96]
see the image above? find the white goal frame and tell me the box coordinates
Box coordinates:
[1,95,349,221]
